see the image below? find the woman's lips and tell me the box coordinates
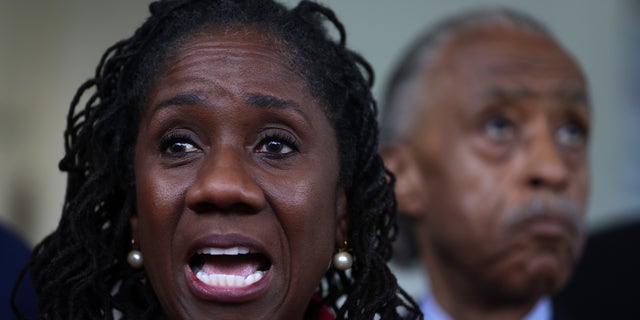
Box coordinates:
[185,234,273,302]
[190,246,269,287]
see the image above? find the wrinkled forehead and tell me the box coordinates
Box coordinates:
[429,25,588,97]
[164,25,300,80]
[138,25,320,114]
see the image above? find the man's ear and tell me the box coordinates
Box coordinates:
[335,192,349,247]
[381,145,429,219]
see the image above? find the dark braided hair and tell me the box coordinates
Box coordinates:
[17,0,421,319]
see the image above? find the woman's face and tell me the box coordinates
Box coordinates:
[132,28,348,320]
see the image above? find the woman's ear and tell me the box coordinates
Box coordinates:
[334,192,349,247]
[380,145,429,219]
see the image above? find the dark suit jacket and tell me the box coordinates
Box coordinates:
[1,223,37,319]
[553,217,640,320]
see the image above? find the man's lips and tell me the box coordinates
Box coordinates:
[517,212,578,237]
[505,196,583,238]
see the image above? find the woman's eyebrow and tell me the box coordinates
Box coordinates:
[245,93,311,123]
[148,92,312,125]
[144,92,209,122]
[155,92,209,110]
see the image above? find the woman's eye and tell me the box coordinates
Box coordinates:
[256,135,297,156]
[159,134,199,156]
[557,123,587,148]
[484,116,515,141]
[166,142,198,154]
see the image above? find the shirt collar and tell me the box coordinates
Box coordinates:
[421,291,552,320]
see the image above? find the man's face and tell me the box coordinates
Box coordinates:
[408,26,590,300]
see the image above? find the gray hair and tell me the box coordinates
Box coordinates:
[379,7,555,146]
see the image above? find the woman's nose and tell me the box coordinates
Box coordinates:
[185,147,266,214]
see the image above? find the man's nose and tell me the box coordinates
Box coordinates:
[523,125,570,192]
[185,147,266,214]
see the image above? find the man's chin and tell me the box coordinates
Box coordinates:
[484,255,572,305]
[503,259,571,300]
[530,252,574,289]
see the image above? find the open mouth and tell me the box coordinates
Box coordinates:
[189,246,272,288]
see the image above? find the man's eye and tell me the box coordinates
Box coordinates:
[557,123,587,148]
[485,117,515,141]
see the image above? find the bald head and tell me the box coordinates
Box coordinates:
[380,8,565,145]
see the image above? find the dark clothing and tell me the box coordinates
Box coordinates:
[307,295,336,320]
[1,224,37,319]
[554,217,640,320]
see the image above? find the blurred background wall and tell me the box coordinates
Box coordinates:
[1,0,638,295]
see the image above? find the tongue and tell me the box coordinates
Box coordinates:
[201,255,263,277]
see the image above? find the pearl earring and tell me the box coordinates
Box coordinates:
[127,239,144,269]
[333,244,353,271]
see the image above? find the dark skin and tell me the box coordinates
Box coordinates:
[383,25,590,320]
[131,27,349,320]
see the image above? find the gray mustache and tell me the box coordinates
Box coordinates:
[505,196,584,234]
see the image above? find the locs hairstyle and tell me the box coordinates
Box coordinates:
[15,0,421,319]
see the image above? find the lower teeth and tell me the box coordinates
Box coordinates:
[196,270,266,287]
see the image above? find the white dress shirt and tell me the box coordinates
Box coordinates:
[420,291,552,320]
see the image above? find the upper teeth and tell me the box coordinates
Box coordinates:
[197,246,250,255]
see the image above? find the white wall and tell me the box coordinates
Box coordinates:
[0,1,150,243]
[1,1,637,255]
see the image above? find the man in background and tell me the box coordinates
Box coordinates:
[381,8,590,319]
